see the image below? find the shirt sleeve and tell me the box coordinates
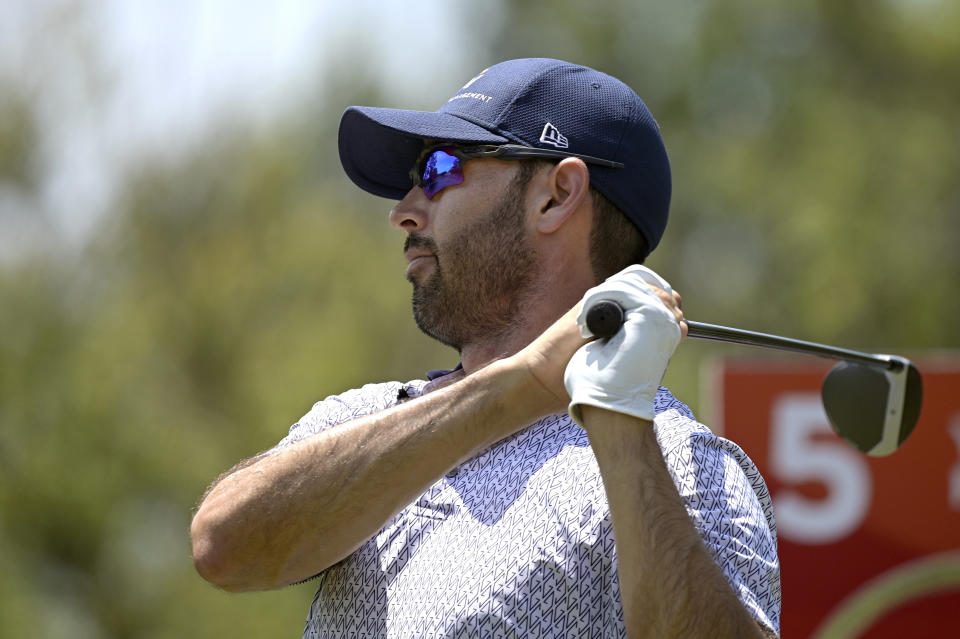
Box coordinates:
[267,380,426,454]
[653,401,782,636]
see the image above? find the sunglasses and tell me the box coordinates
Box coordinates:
[409,143,625,199]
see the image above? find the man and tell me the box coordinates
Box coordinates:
[191,58,781,638]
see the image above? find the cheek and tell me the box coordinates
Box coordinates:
[429,163,524,248]
[427,209,455,255]
[426,195,473,246]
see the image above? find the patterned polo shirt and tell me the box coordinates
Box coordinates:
[271,380,781,638]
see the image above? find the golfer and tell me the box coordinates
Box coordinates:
[191,58,781,638]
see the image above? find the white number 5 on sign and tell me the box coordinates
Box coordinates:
[770,393,872,545]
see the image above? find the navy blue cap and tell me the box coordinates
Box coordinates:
[338,58,671,253]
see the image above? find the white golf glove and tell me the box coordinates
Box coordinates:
[564,265,682,425]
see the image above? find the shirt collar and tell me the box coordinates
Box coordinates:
[426,362,463,381]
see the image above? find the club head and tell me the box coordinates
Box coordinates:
[821,357,923,456]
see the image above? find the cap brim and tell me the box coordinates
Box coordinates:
[338,106,509,199]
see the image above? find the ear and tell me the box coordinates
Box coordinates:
[534,158,591,235]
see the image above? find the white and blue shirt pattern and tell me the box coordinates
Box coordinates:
[272,381,781,638]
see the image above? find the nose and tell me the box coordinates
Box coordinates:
[389,187,430,232]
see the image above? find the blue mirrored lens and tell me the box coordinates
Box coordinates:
[422,149,464,199]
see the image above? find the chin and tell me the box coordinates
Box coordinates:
[412,294,462,350]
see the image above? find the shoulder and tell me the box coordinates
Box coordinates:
[653,386,756,469]
[270,379,429,452]
[653,386,777,537]
[651,386,708,450]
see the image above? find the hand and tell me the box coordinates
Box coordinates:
[564,266,685,424]
[513,303,592,417]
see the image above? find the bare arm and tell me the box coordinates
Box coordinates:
[190,358,559,592]
[580,406,770,639]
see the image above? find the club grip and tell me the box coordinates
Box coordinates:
[584,300,625,338]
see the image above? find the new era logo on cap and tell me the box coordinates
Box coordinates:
[539,122,569,149]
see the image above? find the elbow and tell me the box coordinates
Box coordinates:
[190,509,255,592]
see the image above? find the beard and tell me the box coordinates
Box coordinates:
[407,179,537,351]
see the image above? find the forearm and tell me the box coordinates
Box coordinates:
[580,406,766,639]
[191,358,547,592]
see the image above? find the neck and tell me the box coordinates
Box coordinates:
[458,327,538,376]
[458,267,592,376]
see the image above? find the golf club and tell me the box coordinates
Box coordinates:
[584,300,923,457]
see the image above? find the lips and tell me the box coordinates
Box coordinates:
[404,249,437,278]
[403,235,439,277]
[404,249,435,265]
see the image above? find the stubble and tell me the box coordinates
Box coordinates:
[408,178,537,351]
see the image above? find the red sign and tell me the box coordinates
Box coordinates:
[710,357,960,638]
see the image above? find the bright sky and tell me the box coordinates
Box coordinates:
[95,0,481,146]
[1,0,486,257]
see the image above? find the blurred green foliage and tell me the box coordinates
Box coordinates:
[1,1,958,636]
